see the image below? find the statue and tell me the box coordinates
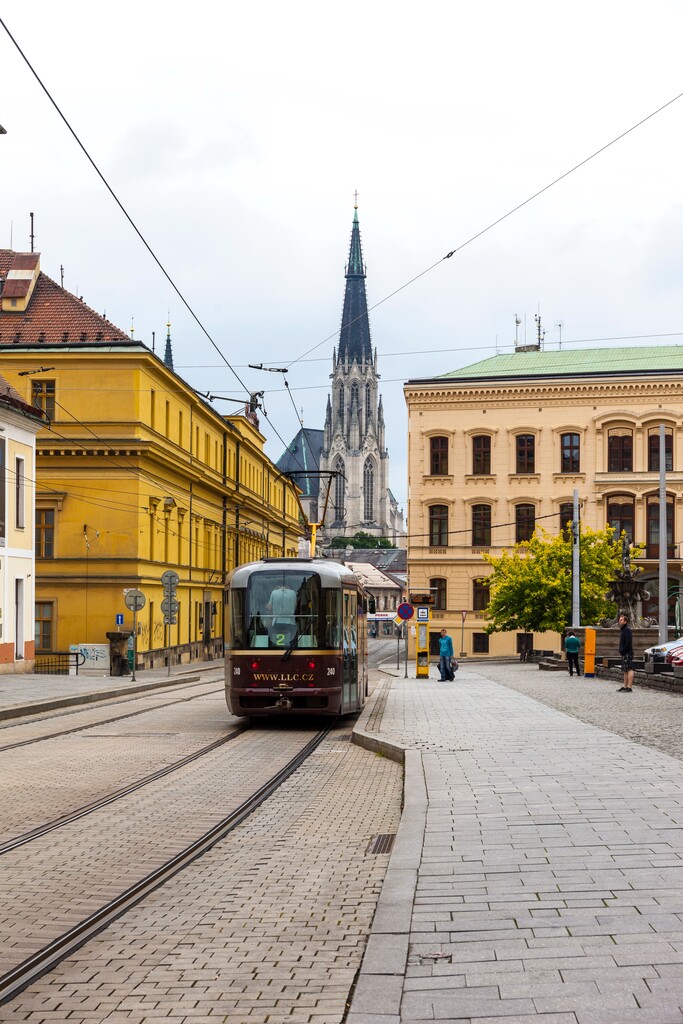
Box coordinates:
[601,537,652,627]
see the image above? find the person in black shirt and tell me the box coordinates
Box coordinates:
[617,612,634,692]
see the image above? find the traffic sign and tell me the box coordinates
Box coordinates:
[397,602,414,621]
[416,606,430,621]
[161,597,179,616]
[124,589,146,612]
[394,615,404,627]
[116,613,124,625]
[161,570,180,590]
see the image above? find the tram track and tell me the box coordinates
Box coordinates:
[0,723,333,1006]
[0,680,225,753]
[0,723,246,855]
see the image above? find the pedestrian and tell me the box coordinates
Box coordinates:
[617,612,634,692]
[438,628,454,681]
[565,631,581,676]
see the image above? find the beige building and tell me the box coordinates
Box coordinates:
[405,346,683,658]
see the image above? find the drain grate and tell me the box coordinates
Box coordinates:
[366,833,396,855]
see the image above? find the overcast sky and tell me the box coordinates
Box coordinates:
[3,1,683,513]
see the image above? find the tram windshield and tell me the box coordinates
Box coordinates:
[230,570,342,650]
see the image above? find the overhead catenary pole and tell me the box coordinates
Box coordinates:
[571,489,580,627]
[659,424,668,644]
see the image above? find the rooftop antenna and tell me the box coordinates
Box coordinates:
[534,312,545,348]
[555,320,564,350]
[514,314,521,348]
[60,265,64,288]
[130,316,135,339]
[29,211,35,253]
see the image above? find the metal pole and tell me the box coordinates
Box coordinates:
[659,424,668,644]
[571,488,580,627]
[166,622,171,676]
[396,626,400,669]
[404,622,408,678]
[132,607,137,682]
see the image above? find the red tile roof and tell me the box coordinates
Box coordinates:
[0,250,129,346]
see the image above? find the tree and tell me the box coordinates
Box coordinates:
[483,527,629,635]
[328,532,394,550]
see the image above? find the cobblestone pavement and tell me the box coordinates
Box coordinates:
[0,684,230,841]
[350,666,683,1023]
[485,662,683,763]
[1,721,322,977]
[1,716,402,1024]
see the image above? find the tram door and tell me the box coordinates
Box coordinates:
[342,588,358,711]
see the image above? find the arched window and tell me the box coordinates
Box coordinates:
[430,578,447,610]
[365,384,372,421]
[351,381,359,409]
[338,385,344,431]
[607,496,635,544]
[608,428,633,472]
[472,435,491,475]
[515,503,536,543]
[363,458,375,521]
[560,433,580,473]
[516,435,535,474]
[647,496,674,558]
[648,428,673,472]
[334,458,345,520]
[559,502,574,540]
[429,505,448,547]
[430,436,448,475]
[473,578,490,612]
[472,504,491,547]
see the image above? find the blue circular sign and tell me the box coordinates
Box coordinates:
[397,603,414,620]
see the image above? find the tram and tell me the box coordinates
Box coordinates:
[224,558,370,717]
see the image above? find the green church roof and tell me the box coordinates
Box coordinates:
[410,346,683,383]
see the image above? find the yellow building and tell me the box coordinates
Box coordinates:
[0,250,302,666]
[405,346,683,658]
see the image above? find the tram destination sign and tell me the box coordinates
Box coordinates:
[409,592,435,606]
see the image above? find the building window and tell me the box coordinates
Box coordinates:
[365,384,371,422]
[516,434,535,474]
[647,498,674,559]
[36,509,55,557]
[430,578,447,610]
[429,505,448,547]
[472,504,491,547]
[473,632,489,654]
[472,435,491,475]
[608,429,633,472]
[515,503,535,543]
[15,457,25,529]
[363,458,375,521]
[32,379,55,420]
[648,429,673,472]
[607,497,635,544]
[338,385,344,431]
[334,458,345,521]
[560,432,580,473]
[35,602,54,651]
[473,578,490,612]
[559,502,574,539]
[430,436,448,476]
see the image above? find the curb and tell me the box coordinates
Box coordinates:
[348,679,425,1023]
[0,671,214,722]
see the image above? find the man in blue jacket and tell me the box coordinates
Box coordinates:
[438,628,454,680]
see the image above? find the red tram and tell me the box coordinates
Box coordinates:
[224,558,370,717]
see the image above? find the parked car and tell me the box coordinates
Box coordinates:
[643,638,683,665]
[670,652,683,668]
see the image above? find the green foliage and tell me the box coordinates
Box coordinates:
[483,526,631,634]
[329,532,395,550]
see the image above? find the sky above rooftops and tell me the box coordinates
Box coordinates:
[2,1,683,510]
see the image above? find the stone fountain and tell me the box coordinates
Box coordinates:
[601,536,653,628]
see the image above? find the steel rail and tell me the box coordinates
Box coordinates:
[0,724,246,856]
[0,682,225,752]
[0,723,333,1006]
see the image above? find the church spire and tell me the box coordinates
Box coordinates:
[338,199,373,364]
[164,318,174,371]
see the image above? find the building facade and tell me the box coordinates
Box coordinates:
[0,374,44,672]
[405,346,683,658]
[0,249,302,666]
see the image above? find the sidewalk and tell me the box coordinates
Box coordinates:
[350,662,683,1024]
[0,658,225,720]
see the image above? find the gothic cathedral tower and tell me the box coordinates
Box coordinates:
[320,204,402,544]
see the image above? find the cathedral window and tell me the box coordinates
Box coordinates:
[363,458,375,521]
[365,384,371,422]
[351,382,359,410]
[338,386,344,431]
[334,458,345,520]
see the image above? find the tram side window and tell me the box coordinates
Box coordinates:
[324,590,342,648]
[229,591,246,648]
